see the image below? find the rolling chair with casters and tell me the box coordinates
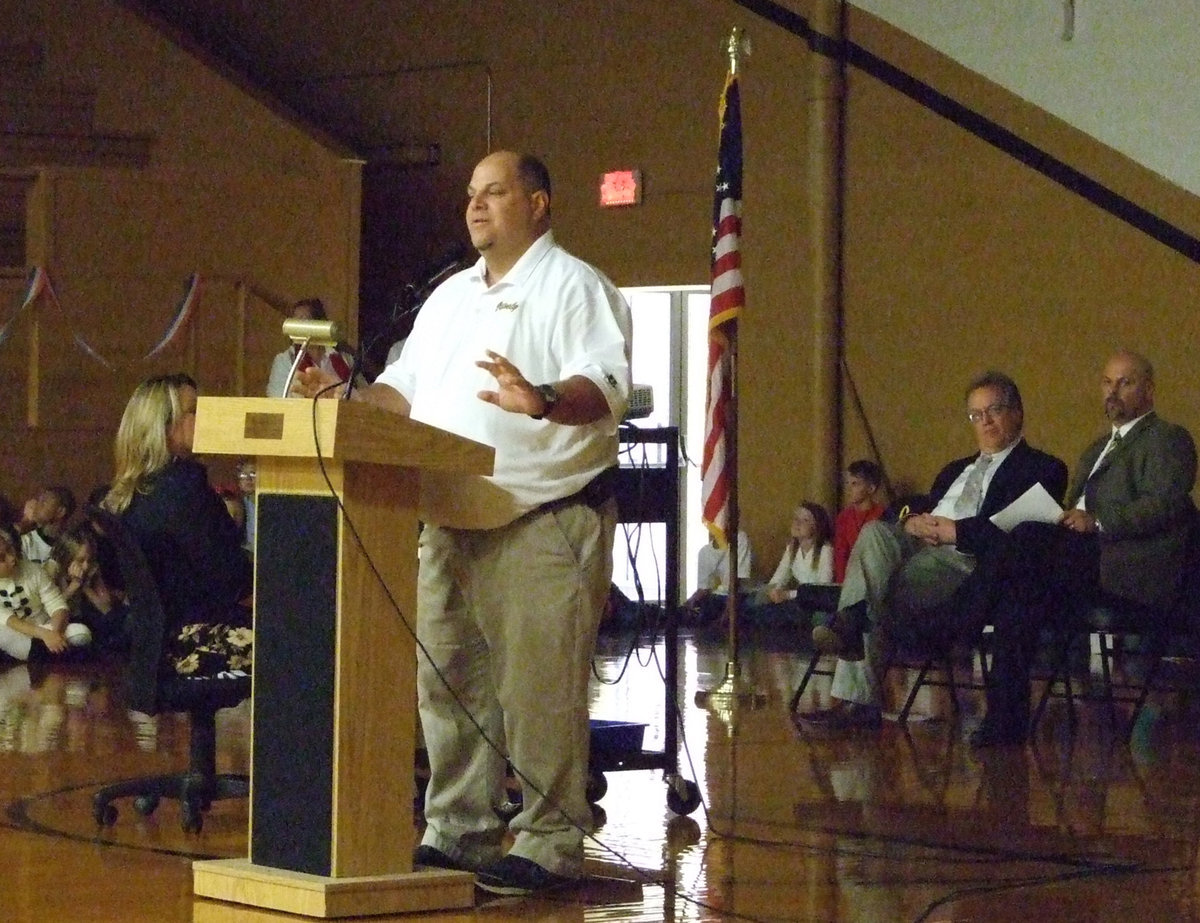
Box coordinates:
[89,507,251,834]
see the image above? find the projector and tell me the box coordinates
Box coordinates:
[624,384,654,420]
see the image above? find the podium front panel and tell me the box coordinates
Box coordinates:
[252,493,339,875]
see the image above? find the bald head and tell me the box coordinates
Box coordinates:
[1102,350,1155,424]
[465,151,552,282]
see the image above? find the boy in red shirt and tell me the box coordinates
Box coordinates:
[832,460,886,583]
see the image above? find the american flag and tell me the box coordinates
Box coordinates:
[701,71,744,548]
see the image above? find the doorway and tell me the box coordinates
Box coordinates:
[613,286,711,606]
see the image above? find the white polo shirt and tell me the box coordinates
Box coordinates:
[375,231,632,529]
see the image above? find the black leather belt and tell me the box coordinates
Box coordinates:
[538,466,618,516]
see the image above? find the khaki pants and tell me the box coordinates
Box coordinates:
[416,497,615,875]
[832,520,975,707]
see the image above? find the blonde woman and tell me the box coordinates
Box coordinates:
[103,373,252,677]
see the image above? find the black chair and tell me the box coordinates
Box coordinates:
[791,645,979,722]
[893,646,981,724]
[790,589,990,724]
[787,583,842,712]
[1030,598,1196,741]
[888,600,992,724]
[89,507,251,833]
[789,649,836,713]
[1030,512,1200,742]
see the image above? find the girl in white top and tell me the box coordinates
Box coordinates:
[0,522,92,661]
[764,501,835,603]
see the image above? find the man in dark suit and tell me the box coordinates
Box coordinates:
[970,350,1197,746]
[801,371,1069,730]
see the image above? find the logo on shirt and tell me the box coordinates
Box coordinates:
[496,301,520,312]
[0,584,32,619]
[604,372,618,389]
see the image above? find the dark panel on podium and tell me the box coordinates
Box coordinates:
[252,493,338,875]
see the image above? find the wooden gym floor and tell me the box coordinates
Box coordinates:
[1,626,1199,922]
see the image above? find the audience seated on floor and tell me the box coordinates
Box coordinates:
[46,520,130,654]
[746,501,835,630]
[683,528,753,626]
[17,484,75,565]
[833,460,887,583]
[0,520,92,663]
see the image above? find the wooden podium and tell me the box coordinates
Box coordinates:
[189,397,493,918]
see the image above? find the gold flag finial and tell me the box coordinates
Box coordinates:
[724,26,744,73]
[726,26,749,75]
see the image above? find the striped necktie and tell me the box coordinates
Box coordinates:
[953,454,993,517]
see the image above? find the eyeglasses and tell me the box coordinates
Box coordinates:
[966,402,1011,424]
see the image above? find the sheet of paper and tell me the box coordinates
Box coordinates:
[988,482,1064,532]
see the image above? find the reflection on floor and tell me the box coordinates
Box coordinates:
[1,624,1199,922]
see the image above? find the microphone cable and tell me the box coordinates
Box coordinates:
[303,386,769,922]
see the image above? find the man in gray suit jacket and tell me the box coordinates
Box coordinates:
[972,349,1197,746]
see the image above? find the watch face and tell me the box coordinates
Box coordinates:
[533,383,559,419]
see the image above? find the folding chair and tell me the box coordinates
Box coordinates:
[1031,512,1200,742]
[787,584,841,712]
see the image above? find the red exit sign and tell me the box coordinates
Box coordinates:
[599,169,642,207]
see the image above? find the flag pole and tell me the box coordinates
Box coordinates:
[696,26,767,712]
[725,28,743,677]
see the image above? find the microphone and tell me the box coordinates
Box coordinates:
[416,242,469,298]
[389,243,470,326]
[337,339,364,401]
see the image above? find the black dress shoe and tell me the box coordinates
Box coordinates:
[968,720,1027,748]
[811,602,867,660]
[414,844,476,872]
[476,855,577,896]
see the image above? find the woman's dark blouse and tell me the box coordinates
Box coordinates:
[122,458,252,629]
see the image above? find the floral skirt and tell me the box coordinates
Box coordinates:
[165,622,254,677]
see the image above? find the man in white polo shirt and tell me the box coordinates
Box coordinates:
[299,150,631,896]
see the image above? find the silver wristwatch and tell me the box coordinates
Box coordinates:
[530,383,560,420]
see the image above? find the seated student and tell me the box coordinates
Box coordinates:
[747,502,835,628]
[17,485,76,565]
[833,460,886,584]
[684,529,753,625]
[266,297,362,398]
[0,521,92,662]
[46,521,129,654]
